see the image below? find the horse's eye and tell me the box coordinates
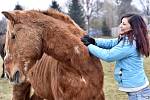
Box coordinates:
[11,34,16,39]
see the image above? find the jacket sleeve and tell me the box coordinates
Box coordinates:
[95,38,119,49]
[88,40,133,62]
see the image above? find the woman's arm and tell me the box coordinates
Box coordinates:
[95,38,119,49]
[88,40,133,62]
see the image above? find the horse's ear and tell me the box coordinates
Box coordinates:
[2,11,15,22]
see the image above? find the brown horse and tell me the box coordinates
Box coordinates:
[3,9,104,100]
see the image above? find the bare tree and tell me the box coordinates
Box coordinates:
[118,0,133,21]
[139,0,150,24]
[139,0,150,16]
[81,0,103,32]
[114,0,139,24]
[103,0,114,27]
[115,0,121,5]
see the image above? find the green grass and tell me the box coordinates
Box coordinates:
[0,57,150,100]
[0,58,12,100]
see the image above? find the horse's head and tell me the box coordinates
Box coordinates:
[2,11,43,84]
[2,9,85,85]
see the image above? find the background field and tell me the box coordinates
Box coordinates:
[0,57,149,100]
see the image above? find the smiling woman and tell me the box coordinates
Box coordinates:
[81,13,150,100]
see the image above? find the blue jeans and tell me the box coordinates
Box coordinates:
[127,87,150,100]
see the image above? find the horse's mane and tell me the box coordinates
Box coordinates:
[39,9,84,32]
[8,8,85,36]
[41,9,74,25]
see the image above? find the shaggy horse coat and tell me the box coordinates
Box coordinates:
[3,9,104,100]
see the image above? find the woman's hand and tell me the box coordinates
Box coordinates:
[81,35,95,46]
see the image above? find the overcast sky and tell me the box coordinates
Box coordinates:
[0,0,68,11]
[0,0,68,19]
[0,0,143,19]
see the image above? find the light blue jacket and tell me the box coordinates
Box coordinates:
[88,36,149,91]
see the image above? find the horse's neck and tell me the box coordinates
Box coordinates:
[42,30,73,61]
[41,28,87,65]
[36,14,87,64]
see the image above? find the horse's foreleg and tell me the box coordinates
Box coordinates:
[1,44,5,78]
[12,82,31,100]
[1,63,5,78]
[30,93,44,100]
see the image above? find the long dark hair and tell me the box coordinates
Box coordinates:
[121,14,149,57]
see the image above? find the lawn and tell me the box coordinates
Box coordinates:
[0,57,149,100]
[0,58,12,100]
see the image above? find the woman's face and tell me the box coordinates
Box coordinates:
[119,18,132,35]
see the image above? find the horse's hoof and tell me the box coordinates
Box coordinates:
[1,74,5,78]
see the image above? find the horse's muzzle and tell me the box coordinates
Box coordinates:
[10,71,20,84]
